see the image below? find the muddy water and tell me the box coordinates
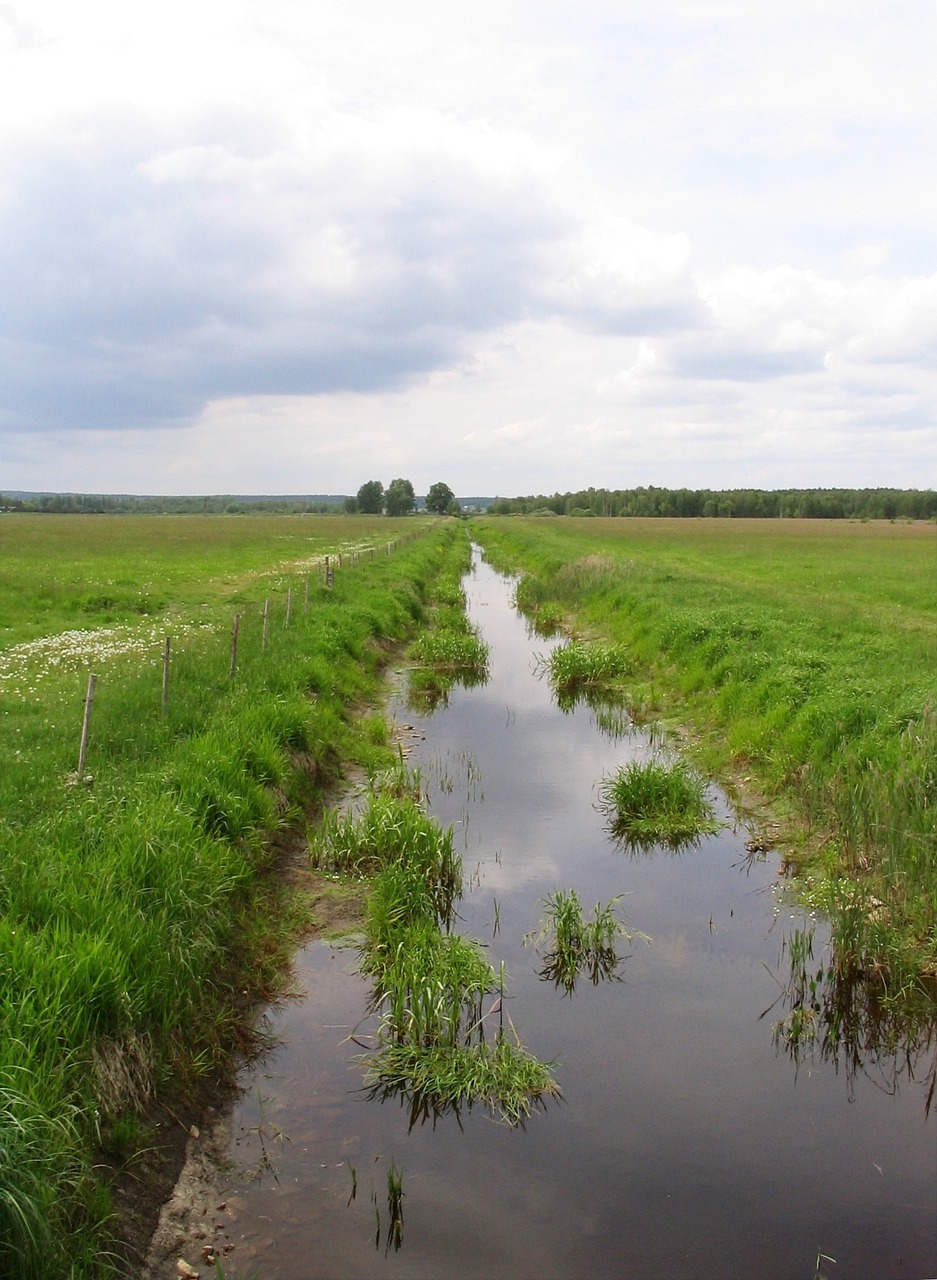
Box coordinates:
[213,553,935,1280]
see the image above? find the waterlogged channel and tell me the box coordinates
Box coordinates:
[203,552,935,1280]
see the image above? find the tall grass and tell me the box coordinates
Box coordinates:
[537,639,632,707]
[0,515,461,1276]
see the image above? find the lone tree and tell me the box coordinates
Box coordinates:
[425,481,456,514]
[385,477,416,517]
[356,479,384,514]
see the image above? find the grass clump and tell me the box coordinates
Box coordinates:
[407,625,490,710]
[526,890,646,992]
[324,786,559,1125]
[362,1037,560,1128]
[539,639,632,702]
[598,757,722,850]
[409,628,489,675]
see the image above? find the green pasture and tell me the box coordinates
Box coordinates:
[471,516,937,992]
[0,512,458,1278]
[0,512,417,647]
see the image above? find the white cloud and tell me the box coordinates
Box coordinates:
[1,0,936,493]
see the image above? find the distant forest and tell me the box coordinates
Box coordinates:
[488,486,936,520]
[1,486,935,520]
[0,492,348,514]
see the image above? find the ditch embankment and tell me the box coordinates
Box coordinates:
[0,518,470,1279]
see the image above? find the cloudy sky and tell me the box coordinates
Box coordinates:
[1,0,935,497]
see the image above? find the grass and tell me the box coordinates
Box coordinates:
[537,639,632,707]
[598,758,722,850]
[406,590,490,710]
[315,781,560,1125]
[0,512,463,1276]
[526,889,647,992]
[471,515,937,996]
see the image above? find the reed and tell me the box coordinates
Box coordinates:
[538,639,632,699]
[409,627,490,674]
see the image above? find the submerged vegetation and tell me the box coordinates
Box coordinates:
[473,516,937,999]
[0,512,469,1277]
[598,758,722,851]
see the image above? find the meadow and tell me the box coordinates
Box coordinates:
[470,516,937,996]
[0,511,463,1277]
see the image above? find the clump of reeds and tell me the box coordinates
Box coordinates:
[312,792,458,886]
[526,889,647,992]
[536,639,633,711]
[598,757,722,849]
[362,1036,561,1127]
[406,625,489,710]
[409,627,490,675]
[331,786,559,1124]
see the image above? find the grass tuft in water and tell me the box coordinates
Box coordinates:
[331,784,559,1124]
[526,890,647,992]
[539,639,633,699]
[409,628,489,675]
[598,757,722,849]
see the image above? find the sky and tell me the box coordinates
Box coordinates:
[1,0,936,498]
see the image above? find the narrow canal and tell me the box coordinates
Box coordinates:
[207,550,935,1279]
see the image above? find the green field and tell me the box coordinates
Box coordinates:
[3,511,935,1274]
[0,512,460,1277]
[471,516,937,993]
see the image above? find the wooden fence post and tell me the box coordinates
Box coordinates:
[304,577,309,612]
[262,599,270,649]
[230,613,240,677]
[162,637,170,714]
[77,673,97,778]
[286,588,292,629]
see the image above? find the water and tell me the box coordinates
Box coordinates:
[213,553,936,1279]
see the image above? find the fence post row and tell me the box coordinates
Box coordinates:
[68,530,431,776]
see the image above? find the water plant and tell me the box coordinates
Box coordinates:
[327,783,560,1124]
[598,757,722,850]
[385,1163,404,1253]
[409,627,489,675]
[526,889,647,992]
[538,638,632,703]
[764,925,937,1114]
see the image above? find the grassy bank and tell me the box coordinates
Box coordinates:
[0,513,464,1277]
[470,517,937,997]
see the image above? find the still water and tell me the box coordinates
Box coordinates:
[214,553,935,1279]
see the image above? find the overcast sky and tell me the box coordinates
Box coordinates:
[1,0,935,497]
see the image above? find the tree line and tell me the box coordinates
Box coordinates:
[0,482,462,517]
[487,486,937,521]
